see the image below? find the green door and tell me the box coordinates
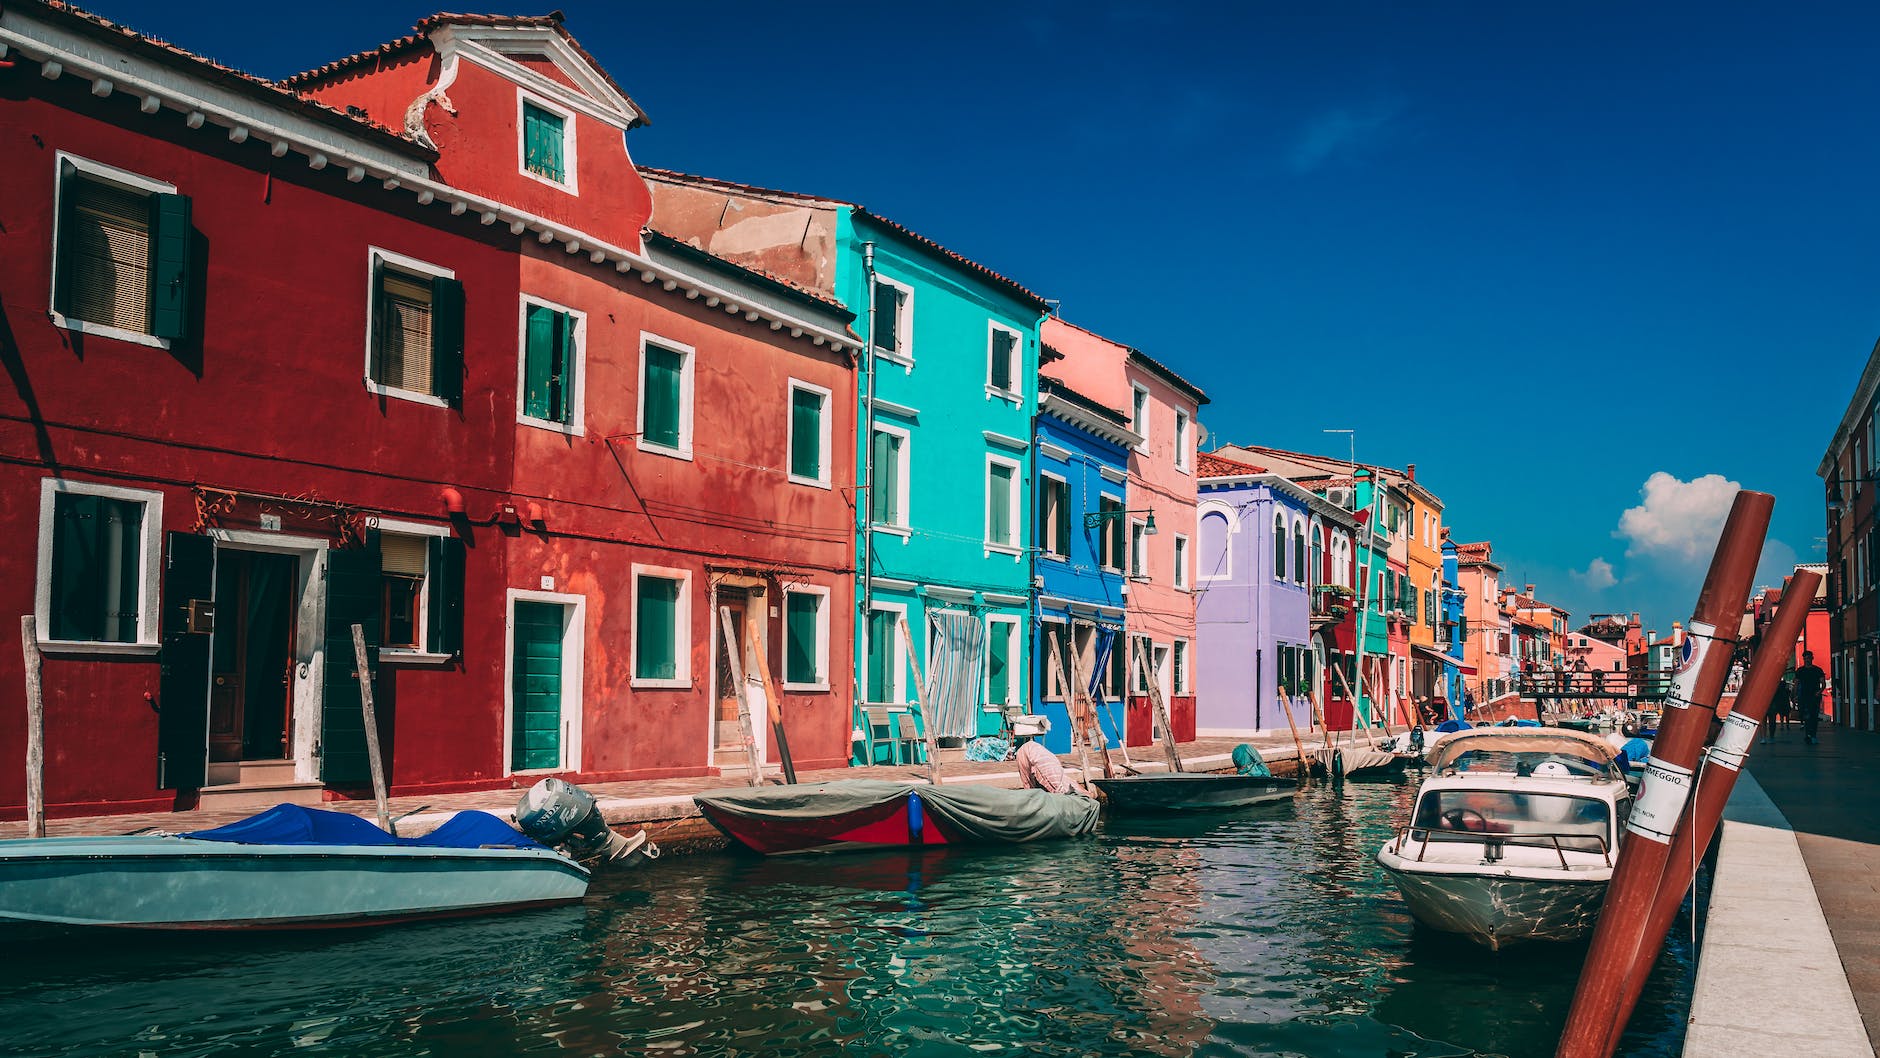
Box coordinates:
[512,602,565,771]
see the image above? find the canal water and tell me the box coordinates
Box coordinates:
[0,778,1700,1058]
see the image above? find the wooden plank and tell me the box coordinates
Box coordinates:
[718,606,765,788]
[20,617,44,839]
[1044,627,1092,786]
[1067,630,1116,779]
[348,624,393,834]
[1133,636,1183,772]
[895,615,942,785]
[748,602,796,784]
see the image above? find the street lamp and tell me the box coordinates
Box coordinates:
[1086,509,1157,534]
[1826,476,1880,513]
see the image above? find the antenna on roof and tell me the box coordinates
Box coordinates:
[1043,298,1062,317]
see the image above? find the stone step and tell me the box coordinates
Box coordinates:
[197,779,325,812]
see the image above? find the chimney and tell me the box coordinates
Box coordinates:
[1526,584,1536,595]
[1631,612,1640,624]
[1407,463,1417,482]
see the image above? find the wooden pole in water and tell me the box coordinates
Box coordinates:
[896,615,942,785]
[349,624,393,834]
[747,609,797,785]
[1045,627,1092,786]
[1599,567,1821,1052]
[1133,636,1183,772]
[1555,490,1771,1058]
[1279,686,1309,780]
[20,617,45,839]
[717,607,765,788]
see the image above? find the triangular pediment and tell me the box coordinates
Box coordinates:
[433,21,649,129]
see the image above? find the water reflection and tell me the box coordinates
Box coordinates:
[0,781,1694,1058]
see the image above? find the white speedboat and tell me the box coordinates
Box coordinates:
[1376,728,1631,950]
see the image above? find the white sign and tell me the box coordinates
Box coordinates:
[1662,620,1717,711]
[1707,711,1760,771]
[1627,756,1694,844]
[540,575,555,591]
[258,513,281,531]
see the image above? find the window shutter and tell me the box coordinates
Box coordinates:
[53,160,78,316]
[988,624,1009,704]
[321,530,382,784]
[635,577,679,680]
[785,593,819,684]
[551,310,573,423]
[988,464,1012,543]
[427,535,465,656]
[523,304,554,419]
[872,286,899,352]
[790,388,822,479]
[430,276,464,405]
[148,193,192,340]
[643,345,683,447]
[1055,483,1071,556]
[49,493,102,641]
[870,432,899,523]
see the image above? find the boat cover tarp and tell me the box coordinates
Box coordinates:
[183,804,546,850]
[695,780,1100,844]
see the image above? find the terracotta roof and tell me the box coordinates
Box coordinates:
[852,208,1049,312]
[285,11,649,129]
[1228,443,1408,480]
[25,1,433,159]
[641,229,854,323]
[640,166,853,207]
[1196,451,1267,478]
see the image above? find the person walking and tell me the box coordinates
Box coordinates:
[1795,650,1827,745]
[1763,677,1792,744]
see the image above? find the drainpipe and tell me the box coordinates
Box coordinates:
[861,241,878,697]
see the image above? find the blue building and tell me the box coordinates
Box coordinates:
[1440,537,1470,721]
[1030,376,1139,753]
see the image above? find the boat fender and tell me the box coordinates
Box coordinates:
[908,792,925,845]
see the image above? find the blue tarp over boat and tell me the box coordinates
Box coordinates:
[183,805,546,851]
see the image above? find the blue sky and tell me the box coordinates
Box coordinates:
[99,0,1877,633]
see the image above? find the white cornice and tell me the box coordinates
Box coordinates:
[1040,391,1142,449]
[984,430,1029,452]
[867,397,918,419]
[434,28,646,130]
[1820,335,1880,477]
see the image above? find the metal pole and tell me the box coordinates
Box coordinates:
[859,241,877,738]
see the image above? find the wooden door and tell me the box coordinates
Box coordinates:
[511,601,565,772]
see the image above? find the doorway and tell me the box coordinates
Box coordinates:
[511,601,568,772]
[209,549,298,762]
[710,584,767,767]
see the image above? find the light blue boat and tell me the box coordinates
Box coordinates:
[0,804,592,930]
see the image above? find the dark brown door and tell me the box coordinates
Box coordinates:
[209,550,298,762]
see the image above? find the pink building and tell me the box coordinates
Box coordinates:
[1044,319,1207,746]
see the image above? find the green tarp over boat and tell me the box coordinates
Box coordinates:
[695,780,1100,848]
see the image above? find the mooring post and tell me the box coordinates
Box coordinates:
[349,624,394,834]
[20,616,45,839]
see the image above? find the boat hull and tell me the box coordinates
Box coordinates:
[695,781,1101,856]
[1377,856,1608,950]
[0,836,591,930]
[697,795,958,855]
[1091,774,1297,812]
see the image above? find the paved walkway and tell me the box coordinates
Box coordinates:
[1735,722,1880,1053]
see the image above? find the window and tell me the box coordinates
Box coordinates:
[1098,496,1126,571]
[864,605,905,703]
[1131,520,1148,579]
[1103,632,1127,699]
[1174,410,1191,471]
[519,97,574,189]
[1293,521,1307,586]
[631,566,690,687]
[1043,619,1071,700]
[1310,521,1324,586]
[872,276,913,361]
[1273,512,1287,581]
[51,154,191,345]
[377,522,465,659]
[367,249,465,406]
[1130,384,1151,452]
[1131,636,1153,694]
[520,297,583,431]
[1039,475,1071,558]
[638,336,695,458]
[870,426,910,528]
[788,380,831,487]
[986,616,1020,710]
[1173,534,1189,590]
[986,457,1019,550]
[1198,509,1232,582]
[782,586,829,689]
[987,324,1020,395]
[36,480,161,650]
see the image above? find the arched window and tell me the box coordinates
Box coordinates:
[1199,509,1232,581]
[1272,512,1287,581]
[1309,517,1325,587]
[1292,519,1307,586]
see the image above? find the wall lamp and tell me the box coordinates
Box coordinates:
[1085,509,1157,534]
[1826,477,1880,512]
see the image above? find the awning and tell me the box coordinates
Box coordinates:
[1412,643,1476,674]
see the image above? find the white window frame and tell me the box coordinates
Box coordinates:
[637,333,697,460]
[628,563,693,689]
[364,246,456,409]
[1292,516,1308,587]
[786,378,833,489]
[1197,502,1237,583]
[1272,511,1288,583]
[870,422,913,533]
[516,89,578,194]
[502,588,586,776]
[985,453,1022,555]
[1039,472,1071,560]
[873,274,915,367]
[1041,617,1071,701]
[370,516,453,664]
[985,321,1023,401]
[48,152,177,350]
[1173,409,1191,473]
[865,601,909,704]
[517,293,587,436]
[779,582,831,692]
[1130,383,1151,454]
[1130,518,1149,581]
[1173,533,1190,590]
[1173,638,1192,696]
[985,614,1022,712]
[34,478,164,655]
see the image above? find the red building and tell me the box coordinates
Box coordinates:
[0,3,859,819]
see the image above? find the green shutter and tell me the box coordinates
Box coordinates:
[990,331,1013,390]
[1056,482,1072,556]
[872,285,899,352]
[53,160,77,316]
[50,493,143,643]
[523,304,555,420]
[790,388,822,479]
[988,624,1009,705]
[866,610,892,702]
[870,431,900,524]
[431,276,464,405]
[157,532,214,789]
[147,192,192,340]
[786,592,819,684]
[635,576,679,680]
[511,602,564,771]
[321,530,382,784]
[522,103,565,183]
[988,463,1013,544]
[426,535,465,656]
[642,345,683,448]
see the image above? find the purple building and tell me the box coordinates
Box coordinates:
[1194,452,1355,735]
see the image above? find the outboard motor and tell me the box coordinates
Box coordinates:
[1408,726,1425,755]
[515,778,659,867]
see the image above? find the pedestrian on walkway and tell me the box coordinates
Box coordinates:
[1795,650,1827,745]
[1763,677,1791,744]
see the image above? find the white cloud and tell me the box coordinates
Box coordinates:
[1573,557,1618,590]
[1615,472,1743,564]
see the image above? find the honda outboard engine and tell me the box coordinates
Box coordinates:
[515,778,659,867]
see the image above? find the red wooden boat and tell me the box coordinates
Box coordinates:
[694,780,1100,856]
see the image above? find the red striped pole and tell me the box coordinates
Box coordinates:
[1598,567,1821,1052]
[1555,490,1771,1058]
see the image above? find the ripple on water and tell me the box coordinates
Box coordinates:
[0,779,1698,1058]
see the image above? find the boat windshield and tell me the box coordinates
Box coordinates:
[1448,751,1610,778]
[1412,789,1611,852]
